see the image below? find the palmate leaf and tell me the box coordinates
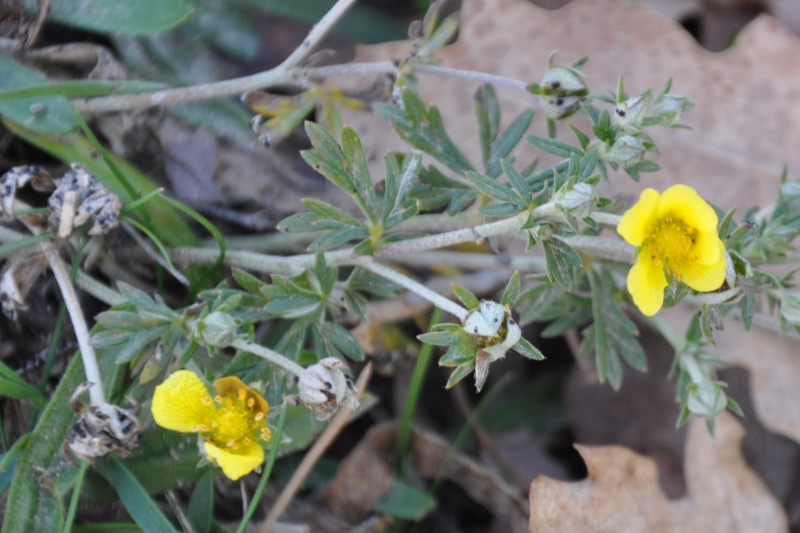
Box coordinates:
[475,85,535,178]
[412,164,474,214]
[374,89,474,175]
[582,266,646,389]
[542,237,582,288]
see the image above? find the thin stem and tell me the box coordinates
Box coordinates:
[412,64,529,92]
[230,339,305,377]
[42,244,105,405]
[171,207,634,275]
[377,211,530,258]
[356,257,468,321]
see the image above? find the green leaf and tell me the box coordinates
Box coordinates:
[374,89,474,175]
[114,326,169,363]
[341,126,379,222]
[25,0,193,35]
[418,329,462,346]
[452,284,480,309]
[373,480,436,520]
[445,361,476,388]
[309,226,369,252]
[264,296,321,319]
[489,109,534,176]
[500,159,531,200]
[391,151,422,216]
[585,267,646,389]
[319,322,365,362]
[527,135,582,158]
[0,56,78,133]
[464,171,519,203]
[740,293,755,331]
[2,355,84,532]
[303,198,364,227]
[232,268,271,302]
[542,237,582,289]
[501,271,521,306]
[0,361,46,408]
[512,337,545,361]
[187,472,214,533]
[100,456,179,533]
[475,84,501,171]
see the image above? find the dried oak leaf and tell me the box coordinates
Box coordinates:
[529,413,788,532]
[338,0,800,444]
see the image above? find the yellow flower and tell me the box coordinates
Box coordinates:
[617,184,726,316]
[151,370,271,480]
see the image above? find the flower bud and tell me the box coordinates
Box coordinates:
[614,94,650,131]
[535,58,588,120]
[195,311,238,347]
[686,382,727,418]
[600,135,645,168]
[555,182,597,219]
[652,94,692,126]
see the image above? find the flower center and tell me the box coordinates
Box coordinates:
[646,216,697,274]
[206,390,270,449]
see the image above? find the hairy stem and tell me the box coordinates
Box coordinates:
[354,257,468,321]
[230,339,305,377]
[42,244,105,405]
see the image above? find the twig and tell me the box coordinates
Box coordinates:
[258,364,373,533]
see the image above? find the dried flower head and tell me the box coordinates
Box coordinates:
[151,370,271,480]
[617,184,727,316]
[287,357,359,420]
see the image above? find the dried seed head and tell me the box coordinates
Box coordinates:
[286,357,359,420]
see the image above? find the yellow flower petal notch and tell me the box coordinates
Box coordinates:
[151,370,271,480]
[617,184,726,316]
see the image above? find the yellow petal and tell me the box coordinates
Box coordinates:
[692,230,723,265]
[152,370,215,433]
[657,184,718,233]
[203,440,264,480]
[214,376,269,416]
[628,254,668,316]
[674,243,727,292]
[617,188,660,246]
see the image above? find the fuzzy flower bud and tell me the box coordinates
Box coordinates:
[600,135,645,168]
[531,55,588,120]
[614,94,650,131]
[288,357,359,420]
[686,382,727,418]
[554,182,597,219]
[194,311,238,347]
[652,93,692,126]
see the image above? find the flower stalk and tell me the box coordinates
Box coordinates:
[42,243,105,405]
[230,339,305,378]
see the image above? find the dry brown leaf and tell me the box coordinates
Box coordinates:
[338,0,800,444]
[528,412,788,532]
